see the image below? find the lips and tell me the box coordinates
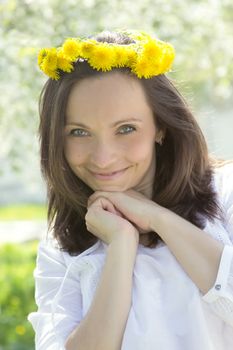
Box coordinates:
[90,167,128,176]
[95,170,121,175]
[89,167,129,180]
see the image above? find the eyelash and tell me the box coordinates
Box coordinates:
[68,125,137,137]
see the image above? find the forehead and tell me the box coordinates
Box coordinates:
[66,72,153,120]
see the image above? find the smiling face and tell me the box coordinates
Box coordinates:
[64,72,163,198]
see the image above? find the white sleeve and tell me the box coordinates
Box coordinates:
[27,240,83,349]
[202,245,233,327]
[202,163,233,327]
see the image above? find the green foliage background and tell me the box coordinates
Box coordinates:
[0,204,46,221]
[0,241,38,350]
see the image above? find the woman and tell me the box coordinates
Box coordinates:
[28,30,233,349]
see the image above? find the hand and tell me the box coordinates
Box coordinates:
[85,195,139,246]
[88,189,159,234]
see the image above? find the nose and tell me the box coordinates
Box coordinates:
[90,140,118,169]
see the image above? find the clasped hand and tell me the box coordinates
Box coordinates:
[85,189,158,245]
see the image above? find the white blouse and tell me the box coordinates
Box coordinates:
[28,163,233,349]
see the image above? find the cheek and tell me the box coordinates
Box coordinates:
[128,138,155,163]
[64,141,86,166]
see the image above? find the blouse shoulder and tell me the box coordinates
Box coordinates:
[213,161,233,206]
[213,161,233,177]
[38,237,64,258]
[36,237,102,270]
[212,161,233,243]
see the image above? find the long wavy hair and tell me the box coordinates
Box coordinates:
[39,31,223,255]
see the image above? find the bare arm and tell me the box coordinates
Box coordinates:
[65,236,137,350]
[150,205,224,294]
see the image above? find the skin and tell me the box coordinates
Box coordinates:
[64,72,163,200]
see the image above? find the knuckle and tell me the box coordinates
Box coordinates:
[85,211,90,221]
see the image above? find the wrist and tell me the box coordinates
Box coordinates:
[149,203,170,233]
[109,233,139,253]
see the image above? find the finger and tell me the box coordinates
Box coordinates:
[90,196,124,218]
[87,192,104,208]
[90,196,114,212]
[88,191,113,207]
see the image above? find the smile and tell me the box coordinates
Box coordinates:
[89,167,129,180]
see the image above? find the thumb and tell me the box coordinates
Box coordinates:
[91,196,124,217]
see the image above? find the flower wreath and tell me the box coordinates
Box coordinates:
[38,30,175,80]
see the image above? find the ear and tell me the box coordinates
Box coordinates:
[155,129,166,144]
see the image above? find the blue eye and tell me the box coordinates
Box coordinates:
[69,129,88,137]
[118,125,136,134]
[68,125,136,137]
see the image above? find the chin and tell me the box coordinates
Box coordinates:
[92,184,130,192]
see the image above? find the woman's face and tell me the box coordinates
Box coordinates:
[64,72,163,197]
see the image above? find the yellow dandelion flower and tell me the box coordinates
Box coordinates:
[38,48,49,67]
[62,38,81,61]
[88,44,116,71]
[43,67,60,80]
[132,58,151,79]
[16,325,26,336]
[126,48,137,66]
[50,71,60,80]
[114,46,137,68]
[40,48,58,71]
[81,39,96,58]
[39,48,59,79]
[57,51,74,73]
[114,46,128,67]
[142,39,163,59]
[41,62,59,80]
[132,56,161,79]
[160,44,175,72]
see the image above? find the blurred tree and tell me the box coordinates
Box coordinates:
[0,0,232,202]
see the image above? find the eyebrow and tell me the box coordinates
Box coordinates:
[65,118,143,128]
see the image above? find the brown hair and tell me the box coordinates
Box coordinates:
[39,31,223,255]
